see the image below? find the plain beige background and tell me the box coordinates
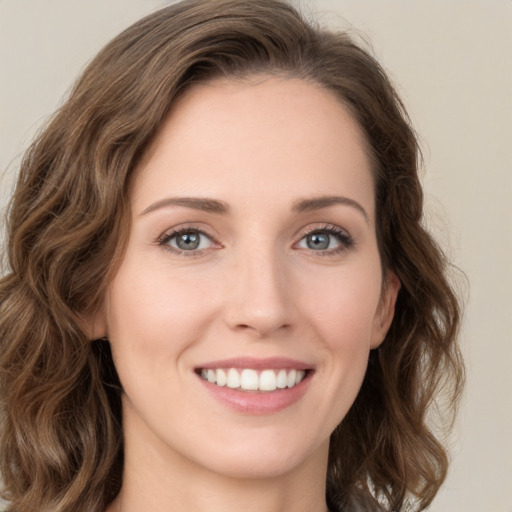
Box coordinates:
[0,1,511,511]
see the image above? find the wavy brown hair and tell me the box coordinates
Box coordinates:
[0,1,464,511]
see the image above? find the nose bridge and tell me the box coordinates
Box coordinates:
[225,235,292,336]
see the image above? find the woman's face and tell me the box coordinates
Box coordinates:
[95,76,399,480]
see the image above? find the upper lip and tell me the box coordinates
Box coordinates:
[195,357,313,371]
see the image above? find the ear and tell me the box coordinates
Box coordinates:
[370,271,401,349]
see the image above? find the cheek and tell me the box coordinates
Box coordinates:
[104,256,222,377]
[299,265,382,347]
[295,262,382,406]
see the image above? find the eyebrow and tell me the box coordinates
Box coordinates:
[140,197,230,216]
[292,195,369,223]
[140,194,369,222]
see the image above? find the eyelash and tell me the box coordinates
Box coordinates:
[157,224,355,257]
[157,225,216,257]
[296,224,355,257]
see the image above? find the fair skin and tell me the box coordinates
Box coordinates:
[99,76,399,512]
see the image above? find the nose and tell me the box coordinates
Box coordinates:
[223,246,294,338]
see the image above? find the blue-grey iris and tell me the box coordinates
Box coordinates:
[307,232,329,250]
[177,232,200,250]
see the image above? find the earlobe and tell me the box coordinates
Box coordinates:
[370,271,401,349]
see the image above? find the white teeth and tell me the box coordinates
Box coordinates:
[200,367,308,391]
[227,368,241,389]
[287,369,297,388]
[240,369,259,390]
[216,368,227,387]
[276,369,288,389]
[259,369,277,391]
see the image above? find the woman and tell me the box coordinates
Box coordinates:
[0,1,464,511]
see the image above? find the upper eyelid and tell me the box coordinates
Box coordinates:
[158,223,219,241]
[294,222,351,239]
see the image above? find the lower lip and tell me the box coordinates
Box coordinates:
[197,372,312,414]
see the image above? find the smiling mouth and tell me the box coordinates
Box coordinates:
[196,368,309,392]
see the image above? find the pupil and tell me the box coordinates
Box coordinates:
[308,233,329,250]
[177,232,200,250]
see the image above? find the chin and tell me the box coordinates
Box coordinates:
[187,433,328,480]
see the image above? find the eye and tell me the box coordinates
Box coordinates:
[159,228,214,253]
[296,226,354,254]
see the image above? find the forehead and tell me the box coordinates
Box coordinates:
[133,76,374,219]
